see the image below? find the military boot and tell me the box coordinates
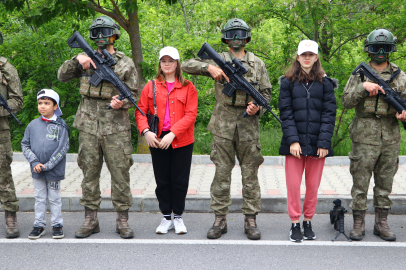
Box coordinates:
[207,215,227,239]
[244,215,261,240]
[116,210,134,239]
[350,210,366,241]
[373,208,396,241]
[75,207,100,238]
[5,210,20,238]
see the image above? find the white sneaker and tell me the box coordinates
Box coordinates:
[173,218,187,234]
[156,218,173,234]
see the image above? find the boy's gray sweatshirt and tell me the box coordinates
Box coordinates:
[21,116,70,181]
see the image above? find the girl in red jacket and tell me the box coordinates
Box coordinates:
[135,47,198,235]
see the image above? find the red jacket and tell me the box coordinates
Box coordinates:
[135,79,198,149]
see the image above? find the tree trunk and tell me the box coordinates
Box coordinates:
[128,8,145,88]
[127,9,149,154]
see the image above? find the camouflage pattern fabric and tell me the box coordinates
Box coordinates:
[342,61,406,210]
[78,131,134,211]
[0,57,22,212]
[57,49,138,136]
[209,130,264,215]
[0,130,18,212]
[182,50,272,141]
[349,142,399,210]
[0,56,23,131]
[342,62,406,145]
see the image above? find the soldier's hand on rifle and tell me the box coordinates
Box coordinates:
[246,101,260,115]
[33,163,45,173]
[144,129,160,148]
[110,95,124,109]
[207,64,230,82]
[363,82,385,96]
[77,55,97,70]
[290,142,302,159]
[396,111,406,122]
[317,148,328,158]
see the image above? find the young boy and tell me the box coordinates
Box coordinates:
[21,89,70,239]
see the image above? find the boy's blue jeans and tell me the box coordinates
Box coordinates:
[33,178,63,227]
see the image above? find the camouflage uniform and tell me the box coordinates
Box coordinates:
[342,62,406,210]
[182,51,271,215]
[58,50,137,211]
[0,56,23,212]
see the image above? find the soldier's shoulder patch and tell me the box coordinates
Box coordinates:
[115,51,125,59]
[0,56,8,67]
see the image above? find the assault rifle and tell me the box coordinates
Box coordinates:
[352,62,406,129]
[197,42,281,123]
[0,93,21,125]
[67,31,144,115]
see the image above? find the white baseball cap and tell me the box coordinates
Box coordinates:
[159,46,180,61]
[37,89,63,116]
[297,40,318,55]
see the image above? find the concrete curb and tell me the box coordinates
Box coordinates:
[12,152,406,166]
[11,195,406,214]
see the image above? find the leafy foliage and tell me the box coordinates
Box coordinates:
[2,0,406,155]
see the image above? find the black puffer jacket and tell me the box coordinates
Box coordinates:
[278,76,337,157]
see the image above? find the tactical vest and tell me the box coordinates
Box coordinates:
[0,57,9,101]
[221,52,259,106]
[79,51,124,99]
[363,68,402,116]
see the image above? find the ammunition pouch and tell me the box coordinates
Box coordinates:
[80,73,115,99]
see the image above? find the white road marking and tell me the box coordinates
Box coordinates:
[0,238,406,247]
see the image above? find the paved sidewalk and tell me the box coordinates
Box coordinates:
[9,154,406,213]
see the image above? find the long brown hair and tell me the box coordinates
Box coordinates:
[285,56,325,84]
[156,60,189,86]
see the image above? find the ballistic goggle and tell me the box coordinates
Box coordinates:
[368,44,395,54]
[224,29,249,40]
[89,28,114,39]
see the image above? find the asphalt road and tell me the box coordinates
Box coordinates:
[0,212,406,269]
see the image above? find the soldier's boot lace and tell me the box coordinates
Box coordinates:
[207,215,227,239]
[350,210,366,241]
[374,208,396,241]
[116,210,134,239]
[244,215,261,240]
[5,210,20,238]
[75,207,100,238]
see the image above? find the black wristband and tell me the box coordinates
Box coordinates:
[142,130,150,136]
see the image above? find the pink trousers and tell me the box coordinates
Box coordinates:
[285,155,325,221]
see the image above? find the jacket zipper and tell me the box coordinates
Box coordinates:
[306,82,309,157]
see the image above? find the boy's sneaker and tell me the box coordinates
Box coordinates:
[290,223,303,242]
[173,218,187,234]
[28,227,45,240]
[156,218,173,234]
[52,225,64,239]
[302,221,316,240]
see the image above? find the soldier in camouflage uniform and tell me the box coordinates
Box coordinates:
[58,16,138,239]
[0,31,23,238]
[182,18,272,240]
[342,28,406,241]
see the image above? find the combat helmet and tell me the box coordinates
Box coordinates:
[89,16,121,40]
[363,28,397,54]
[221,18,251,44]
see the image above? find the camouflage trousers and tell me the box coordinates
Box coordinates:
[349,141,400,210]
[210,129,264,215]
[0,130,18,212]
[78,130,134,212]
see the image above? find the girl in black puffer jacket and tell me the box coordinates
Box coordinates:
[279,40,337,242]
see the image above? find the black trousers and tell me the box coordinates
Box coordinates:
[150,131,194,215]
